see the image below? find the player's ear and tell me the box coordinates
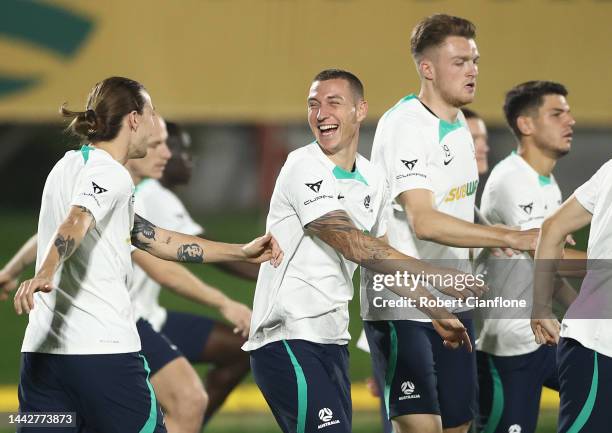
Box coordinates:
[356,99,368,122]
[419,59,434,81]
[127,110,140,133]
[516,115,534,136]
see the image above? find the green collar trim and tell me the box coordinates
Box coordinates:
[80,144,93,163]
[332,165,368,186]
[538,175,552,186]
[512,151,552,186]
[134,178,153,194]
[385,93,417,116]
[439,118,463,143]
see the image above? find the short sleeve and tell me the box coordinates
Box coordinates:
[282,161,343,227]
[386,115,433,199]
[70,161,131,224]
[574,162,610,214]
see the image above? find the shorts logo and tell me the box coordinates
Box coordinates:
[401,159,418,170]
[306,180,323,193]
[92,181,107,194]
[364,195,371,209]
[519,202,533,215]
[399,381,421,400]
[401,381,415,395]
[318,408,333,422]
[508,425,521,433]
[317,408,340,429]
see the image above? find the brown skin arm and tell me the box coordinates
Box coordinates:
[132,250,252,337]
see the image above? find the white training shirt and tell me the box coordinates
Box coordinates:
[22,146,140,354]
[476,152,562,356]
[130,179,203,331]
[367,94,478,321]
[243,142,387,351]
[562,159,612,358]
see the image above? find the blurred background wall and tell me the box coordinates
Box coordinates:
[1,0,611,210]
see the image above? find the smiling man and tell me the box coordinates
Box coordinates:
[244,69,478,433]
[367,15,540,433]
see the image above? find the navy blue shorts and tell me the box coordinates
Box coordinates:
[250,340,351,433]
[137,311,216,375]
[557,337,612,433]
[477,345,558,433]
[160,311,215,362]
[18,352,165,433]
[364,316,477,428]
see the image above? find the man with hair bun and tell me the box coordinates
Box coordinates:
[12,77,281,433]
[367,15,539,433]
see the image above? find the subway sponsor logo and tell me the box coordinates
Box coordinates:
[444,179,479,202]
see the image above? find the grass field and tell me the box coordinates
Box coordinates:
[0,209,565,432]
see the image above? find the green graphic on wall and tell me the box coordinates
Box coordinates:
[0,0,94,98]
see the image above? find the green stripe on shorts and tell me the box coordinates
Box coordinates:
[138,354,158,433]
[384,322,398,417]
[483,355,504,433]
[283,340,308,433]
[567,352,599,433]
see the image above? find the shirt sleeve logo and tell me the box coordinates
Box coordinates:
[305,180,323,193]
[518,202,534,215]
[401,159,418,170]
[92,181,108,194]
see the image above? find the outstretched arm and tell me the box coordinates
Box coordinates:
[131,214,282,266]
[305,210,479,350]
[133,250,252,337]
[0,234,38,300]
[399,189,538,250]
[532,196,592,345]
[14,206,95,314]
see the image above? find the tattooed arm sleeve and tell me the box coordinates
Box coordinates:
[33,205,96,279]
[304,210,462,319]
[131,213,250,264]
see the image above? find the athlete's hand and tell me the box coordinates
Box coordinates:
[531,317,560,346]
[506,228,540,252]
[0,268,19,301]
[242,233,284,267]
[489,225,521,257]
[14,277,53,315]
[220,299,252,338]
[432,318,472,352]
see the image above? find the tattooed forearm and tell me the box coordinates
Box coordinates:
[177,243,204,263]
[54,234,76,259]
[131,214,157,251]
[75,206,96,230]
[305,210,391,262]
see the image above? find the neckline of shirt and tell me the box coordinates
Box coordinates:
[309,142,368,185]
[510,151,553,186]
